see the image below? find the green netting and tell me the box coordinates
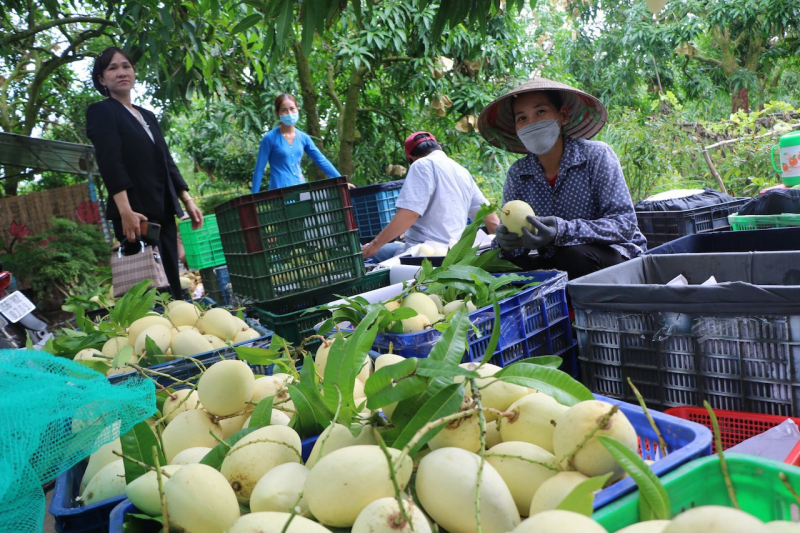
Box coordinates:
[0,349,155,532]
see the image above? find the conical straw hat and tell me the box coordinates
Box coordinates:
[478,77,608,153]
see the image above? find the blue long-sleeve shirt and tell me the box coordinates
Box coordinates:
[251,127,340,192]
[502,136,647,259]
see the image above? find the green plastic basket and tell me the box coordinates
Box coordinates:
[250,269,391,352]
[593,454,800,531]
[178,214,226,270]
[215,178,365,304]
[728,212,800,231]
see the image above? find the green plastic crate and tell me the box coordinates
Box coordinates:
[593,454,800,531]
[215,178,365,303]
[250,269,391,352]
[178,214,226,270]
[729,212,800,231]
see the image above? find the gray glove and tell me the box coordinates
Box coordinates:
[495,224,523,252]
[522,216,558,249]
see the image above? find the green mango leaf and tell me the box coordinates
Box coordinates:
[230,12,262,33]
[392,382,465,454]
[556,473,613,516]
[143,336,164,357]
[440,205,490,268]
[597,436,671,521]
[364,357,418,398]
[112,344,135,369]
[248,396,274,428]
[390,307,418,321]
[269,334,292,352]
[495,363,593,406]
[199,427,259,470]
[121,421,166,484]
[415,359,480,380]
[365,375,428,410]
[287,355,333,437]
[516,355,563,368]
[76,359,112,374]
[316,317,336,337]
[390,376,452,427]
[109,280,157,328]
[427,306,470,365]
[322,308,380,424]
[234,346,281,366]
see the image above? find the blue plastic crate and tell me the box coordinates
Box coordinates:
[50,341,305,533]
[104,395,709,531]
[350,181,404,240]
[368,271,576,374]
[592,394,712,509]
[214,265,232,306]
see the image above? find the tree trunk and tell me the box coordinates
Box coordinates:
[337,66,369,178]
[292,39,326,182]
[731,86,749,113]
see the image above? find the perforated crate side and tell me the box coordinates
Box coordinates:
[575,308,800,416]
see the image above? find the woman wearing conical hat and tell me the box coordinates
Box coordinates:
[478,78,646,279]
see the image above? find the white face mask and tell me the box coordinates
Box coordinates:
[517,119,561,155]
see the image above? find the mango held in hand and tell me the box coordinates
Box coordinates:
[500,200,536,236]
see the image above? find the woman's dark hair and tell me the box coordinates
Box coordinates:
[91,47,135,95]
[274,94,298,115]
[542,90,564,110]
[410,137,442,158]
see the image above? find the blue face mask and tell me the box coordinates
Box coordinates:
[280,112,299,126]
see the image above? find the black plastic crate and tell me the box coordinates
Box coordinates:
[569,252,800,416]
[646,227,800,255]
[636,198,749,247]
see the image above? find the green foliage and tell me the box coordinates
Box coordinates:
[2,218,109,300]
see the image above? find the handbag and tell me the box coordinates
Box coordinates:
[110,239,170,297]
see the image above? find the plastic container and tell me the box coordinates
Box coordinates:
[363,271,578,375]
[50,342,278,533]
[214,265,232,306]
[350,180,404,241]
[635,198,748,246]
[593,454,800,530]
[664,406,800,465]
[569,252,800,416]
[729,212,800,231]
[214,177,364,304]
[646,227,800,255]
[198,265,223,305]
[106,319,273,387]
[178,214,226,270]
[591,394,712,509]
[250,269,392,354]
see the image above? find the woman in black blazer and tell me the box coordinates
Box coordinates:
[87,47,203,298]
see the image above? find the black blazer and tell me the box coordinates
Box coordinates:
[86,97,187,222]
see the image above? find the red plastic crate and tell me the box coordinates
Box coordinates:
[664,406,800,466]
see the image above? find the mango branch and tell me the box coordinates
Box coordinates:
[559,405,619,471]
[396,408,479,468]
[111,451,173,478]
[377,434,416,531]
[779,472,800,507]
[154,446,169,533]
[705,401,739,509]
[484,453,561,472]
[627,378,667,457]
[472,379,485,533]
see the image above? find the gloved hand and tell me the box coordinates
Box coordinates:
[522,216,558,249]
[495,224,523,252]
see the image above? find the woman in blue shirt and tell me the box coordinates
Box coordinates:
[478,78,646,280]
[251,94,342,192]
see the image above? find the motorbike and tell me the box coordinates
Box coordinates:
[0,263,51,349]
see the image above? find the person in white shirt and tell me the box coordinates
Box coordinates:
[361,131,499,262]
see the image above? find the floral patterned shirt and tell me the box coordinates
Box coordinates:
[502,136,647,259]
